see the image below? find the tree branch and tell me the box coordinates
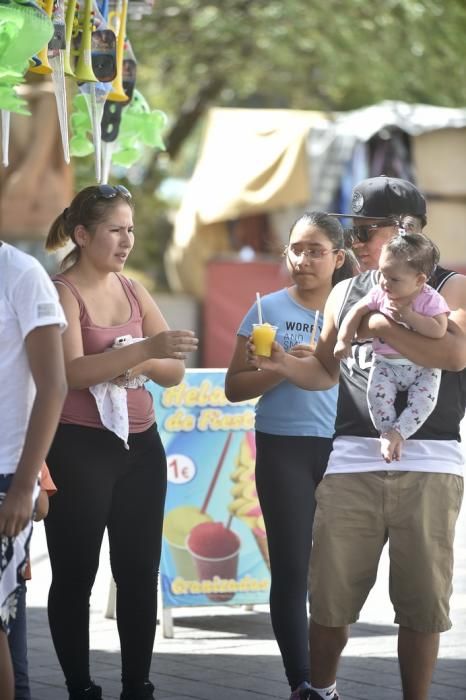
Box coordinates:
[144,76,225,183]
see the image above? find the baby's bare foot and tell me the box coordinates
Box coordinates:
[380,429,404,463]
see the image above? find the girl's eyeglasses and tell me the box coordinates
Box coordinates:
[285,246,339,260]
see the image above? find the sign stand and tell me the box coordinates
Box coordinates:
[105,370,271,638]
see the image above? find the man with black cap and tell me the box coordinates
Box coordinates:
[250,176,466,700]
[339,175,428,273]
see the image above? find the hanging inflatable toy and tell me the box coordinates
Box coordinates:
[99,0,132,182]
[77,0,116,181]
[112,88,166,167]
[28,0,71,162]
[0,0,54,114]
[0,0,53,165]
[69,88,166,169]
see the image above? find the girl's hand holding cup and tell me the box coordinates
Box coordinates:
[247,335,285,371]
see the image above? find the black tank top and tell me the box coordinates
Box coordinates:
[334,266,466,441]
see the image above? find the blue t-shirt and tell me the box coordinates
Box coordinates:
[238,288,338,437]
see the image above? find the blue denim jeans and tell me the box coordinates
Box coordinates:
[8,579,31,700]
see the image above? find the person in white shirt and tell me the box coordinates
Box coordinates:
[0,242,67,700]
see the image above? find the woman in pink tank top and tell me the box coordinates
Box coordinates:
[43,185,198,700]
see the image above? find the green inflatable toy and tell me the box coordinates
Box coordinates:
[70,88,167,167]
[70,91,100,157]
[112,89,167,167]
[0,0,54,113]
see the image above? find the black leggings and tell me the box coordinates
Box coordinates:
[44,423,167,694]
[255,431,332,691]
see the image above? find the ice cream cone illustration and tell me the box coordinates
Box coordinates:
[228,432,270,570]
[252,515,270,570]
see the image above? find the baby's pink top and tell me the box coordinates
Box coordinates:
[54,273,155,433]
[364,283,450,355]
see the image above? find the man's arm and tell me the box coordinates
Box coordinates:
[364,274,466,371]
[395,308,448,338]
[251,287,341,390]
[334,300,371,359]
[0,325,67,537]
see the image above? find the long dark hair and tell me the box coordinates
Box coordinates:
[289,211,358,285]
[45,185,133,270]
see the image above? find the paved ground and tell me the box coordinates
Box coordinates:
[26,421,466,699]
[25,490,466,700]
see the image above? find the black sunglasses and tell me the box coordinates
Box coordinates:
[93,184,132,200]
[77,185,132,222]
[344,219,397,244]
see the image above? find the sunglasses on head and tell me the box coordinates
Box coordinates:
[344,219,397,243]
[93,184,132,200]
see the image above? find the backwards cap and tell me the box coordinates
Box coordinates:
[330,175,427,221]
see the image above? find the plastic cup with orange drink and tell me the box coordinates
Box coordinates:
[252,323,278,357]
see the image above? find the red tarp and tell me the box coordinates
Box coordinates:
[203,259,291,368]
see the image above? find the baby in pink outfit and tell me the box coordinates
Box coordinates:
[334,232,449,462]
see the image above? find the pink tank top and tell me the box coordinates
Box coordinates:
[54,273,155,433]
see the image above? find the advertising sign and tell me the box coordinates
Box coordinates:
[147,370,270,609]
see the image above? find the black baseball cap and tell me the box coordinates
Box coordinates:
[329,176,427,221]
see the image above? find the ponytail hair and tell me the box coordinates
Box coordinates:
[45,208,80,270]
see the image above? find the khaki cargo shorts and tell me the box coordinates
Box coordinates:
[309,471,463,633]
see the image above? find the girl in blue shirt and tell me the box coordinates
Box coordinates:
[225,212,356,700]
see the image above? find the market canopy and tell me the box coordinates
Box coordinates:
[166,101,466,299]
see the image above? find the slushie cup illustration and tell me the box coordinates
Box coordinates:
[163,505,212,579]
[186,521,241,602]
[252,323,278,357]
